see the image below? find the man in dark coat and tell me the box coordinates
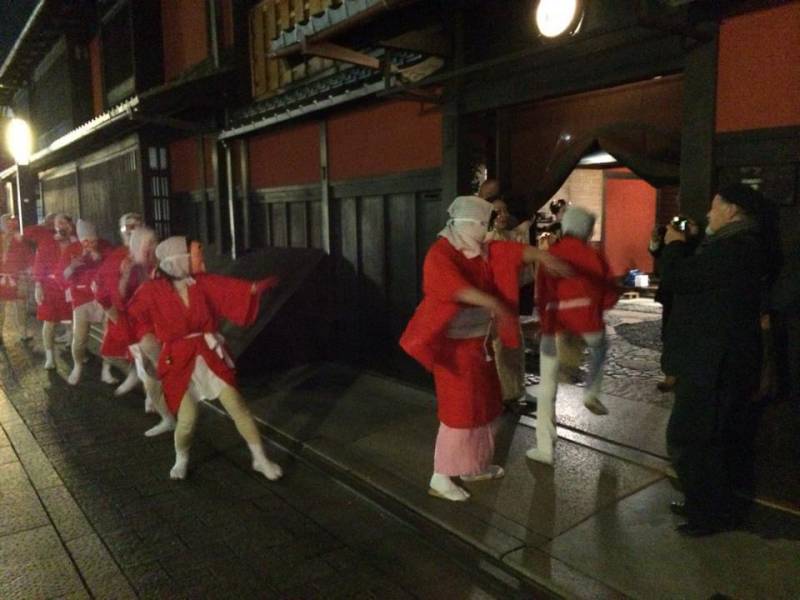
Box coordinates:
[660,183,766,537]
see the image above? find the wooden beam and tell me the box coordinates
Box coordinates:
[380,28,451,57]
[301,41,380,70]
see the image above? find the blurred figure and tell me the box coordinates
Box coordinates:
[95,213,143,386]
[528,207,619,465]
[0,214,34,342]
[33,214,75,369]
[59,219,112,384]
[649,215,701,392]
[485,196,533,408]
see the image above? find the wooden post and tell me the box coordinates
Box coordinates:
[239,139,251,251]
[224,143,237,259]
[319,120,332,254]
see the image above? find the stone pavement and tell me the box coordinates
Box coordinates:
[237,358,800,599]
[0,329,521,599]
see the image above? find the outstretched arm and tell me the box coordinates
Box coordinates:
[522,246,572,277]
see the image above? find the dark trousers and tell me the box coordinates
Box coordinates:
[666,375,756,526]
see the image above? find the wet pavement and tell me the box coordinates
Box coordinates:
[0,323,517,599]
[3,300,799,599]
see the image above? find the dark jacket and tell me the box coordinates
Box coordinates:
[660,226,765,388]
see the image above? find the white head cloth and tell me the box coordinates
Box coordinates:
[76,219,97,241]
[561,206,596,241]
[119,212,142,230]
[129,226,157,265]
[438,195,494,259]
[156,236,191,280]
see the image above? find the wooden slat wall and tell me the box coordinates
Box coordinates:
[248,170,442,346]
[78,150,140,242]
[41,174,80,220]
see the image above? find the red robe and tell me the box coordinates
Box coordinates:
[536,236,619,335]
[94,246,145,359]
[33,236,72,322]
[127,274,267,413]
[24,224,54,248]
[58,240,113,310]
[399,238,525,428]
[0,234,34,301]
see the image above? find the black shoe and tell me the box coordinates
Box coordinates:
[675,522,720,537]
[669,501,688,517]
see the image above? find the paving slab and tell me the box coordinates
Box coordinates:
[544,478,800,600]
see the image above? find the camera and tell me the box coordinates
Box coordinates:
[670,215,690,233]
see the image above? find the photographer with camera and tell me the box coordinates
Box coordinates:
[660,184,767,536]
[649,214,701,392]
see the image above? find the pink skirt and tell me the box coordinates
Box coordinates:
[433,418,499,477]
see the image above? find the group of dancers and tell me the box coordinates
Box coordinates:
[401,190,618,501]
[0,212,283,482]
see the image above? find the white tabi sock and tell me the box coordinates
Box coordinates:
[114,368,140,396]
[67,364,82,385]
[429,473,470,501]
[170,449,189,480]
[101,361,119,384]
[248,443,283,481]
[43,349,55,370]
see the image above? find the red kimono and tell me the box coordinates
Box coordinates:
[58,240,113,310]
[127,274,266,413]
[94,246,145,358]
[400,238,525,428]
[24,224,54,248]
[33,236,72,322]
[536,236,619,335]
[0,234,34,301]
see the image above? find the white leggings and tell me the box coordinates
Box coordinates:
[174,384,262,452]
[537,332,608,453]
[71,303,95,367]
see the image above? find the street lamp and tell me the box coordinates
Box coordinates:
[4,117,33,233]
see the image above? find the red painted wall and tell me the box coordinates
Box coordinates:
[716,2,800,132]
[248,121,320,188]
[170,137,202,194]
[161,0,209,81]
[603,176,656,277]
[89,36,103,116]
[327,100,442,181]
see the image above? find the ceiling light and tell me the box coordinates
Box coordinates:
[535,0,584,38]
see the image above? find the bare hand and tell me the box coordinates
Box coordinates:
[34,283,44,306]
[70,256,85,269]
[538,252,572,278]
[106,306,119,324]
[664,227,686,245]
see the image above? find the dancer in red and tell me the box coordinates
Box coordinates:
[528,206,619,465]
[400,196,570,501]
[0,214,34,342]
[128,236,282,480]
[59,219,112,384]
[95,213,143,386]
[33,214,75,369]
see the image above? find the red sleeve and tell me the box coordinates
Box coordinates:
[196,274,264,327]
[422,239,473,302]
[127,282,153,330]
[95,249,124,310]
[58,243,79,286]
